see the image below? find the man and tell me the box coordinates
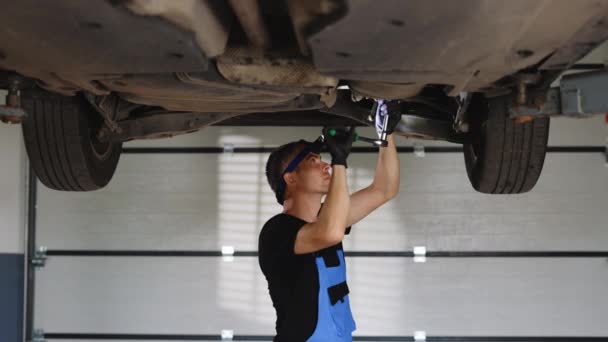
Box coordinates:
[258,102,401,341]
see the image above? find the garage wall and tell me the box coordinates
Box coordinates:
[32,115,608,340]
[0,90,26,253]
[0,90,26,342]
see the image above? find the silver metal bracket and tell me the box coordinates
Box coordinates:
[31,246,48,268]
[32,329,45,342]
[1,79,27,124]
[561,70,608,116]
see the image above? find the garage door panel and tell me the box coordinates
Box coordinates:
[346,206,608,251]
[350,258,608,336]
[35,257,608,336]
[35,257,275,335]
[350,153,608,194]
[547,116,607,146]
[37,153,608,251]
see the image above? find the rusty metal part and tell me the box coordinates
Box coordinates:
[286,0,347,56]
[126,0,231,58]
[516,73,542,105]
[0,106,27,124]
[6,76,22,106]
[517,80,528,105]
[216,47,338,90]
[6,93,20,107]
[510,88,560,119]
[513,115,535,124]
[1,77,27,124]
[227,0,271,48]
[7,92,20,108]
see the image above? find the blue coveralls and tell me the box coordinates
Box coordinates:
[306,249,357,341]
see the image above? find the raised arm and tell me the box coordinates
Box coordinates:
[346,133,400,227]
[294,127,356,254]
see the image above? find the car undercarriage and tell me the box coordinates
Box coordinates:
[1,0,608,193]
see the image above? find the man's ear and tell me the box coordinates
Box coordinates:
[283,172,295,185]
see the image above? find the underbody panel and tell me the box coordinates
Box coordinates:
[0,0,217,95]
[305,0,608,96]
[1,0,607,117]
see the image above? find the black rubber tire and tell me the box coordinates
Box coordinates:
[21,90,122,191]
[463,94,550,194]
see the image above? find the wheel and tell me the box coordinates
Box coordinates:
[463,94,550,194]
[21,90,122,191]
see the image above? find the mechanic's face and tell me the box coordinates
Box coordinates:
[286,150,331,196]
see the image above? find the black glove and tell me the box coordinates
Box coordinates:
[373,100,402,137]
[322,126,356,167]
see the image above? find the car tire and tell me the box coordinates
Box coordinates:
[21,90,122,191]
[463,94,550,194]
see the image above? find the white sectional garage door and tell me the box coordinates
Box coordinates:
[31,117,608,341]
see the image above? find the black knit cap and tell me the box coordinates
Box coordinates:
[265,138,323,204]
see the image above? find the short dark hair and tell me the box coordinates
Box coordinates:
[266,140,310,205]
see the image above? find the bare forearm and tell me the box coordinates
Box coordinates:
[318,166,350,241]
[344,135,400,228]
[372,134,400,199]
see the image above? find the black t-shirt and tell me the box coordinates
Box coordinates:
[258,213,352,341]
